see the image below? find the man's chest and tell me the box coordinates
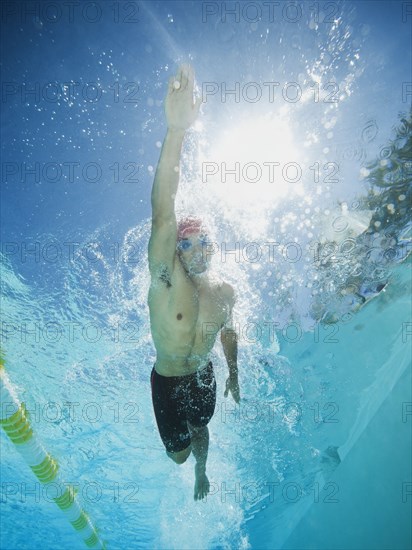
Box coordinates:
[196,288,229,328]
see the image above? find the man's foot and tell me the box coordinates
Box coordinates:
[194,464,210,501]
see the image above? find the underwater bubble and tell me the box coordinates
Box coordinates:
[33,16,43,30]
[361,120,379,143]
[379,146,392,159]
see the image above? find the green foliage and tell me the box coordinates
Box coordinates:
[358,110,412,234]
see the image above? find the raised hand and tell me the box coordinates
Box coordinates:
[165,64,202,131]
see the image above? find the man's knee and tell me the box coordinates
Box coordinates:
[166,445,191,464]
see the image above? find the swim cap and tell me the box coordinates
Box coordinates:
[177,216,207,239]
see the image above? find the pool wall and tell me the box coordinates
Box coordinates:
[282,362,411,549]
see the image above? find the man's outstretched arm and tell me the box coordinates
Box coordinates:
[151,64,201,225]
[149,65,201,279]
[151,127,185,225]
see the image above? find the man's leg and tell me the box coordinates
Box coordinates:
[188,421,210,500]
[151,366,193,464]
[166,445,192,464]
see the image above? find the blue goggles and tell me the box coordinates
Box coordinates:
[177,235,210,251]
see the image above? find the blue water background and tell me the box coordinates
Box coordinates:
[1,1,411,549]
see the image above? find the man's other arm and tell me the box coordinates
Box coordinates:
[220,286,240,402]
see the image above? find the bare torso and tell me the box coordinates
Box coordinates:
[148,257,231,376]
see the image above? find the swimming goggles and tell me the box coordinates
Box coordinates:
[177,235,210,251]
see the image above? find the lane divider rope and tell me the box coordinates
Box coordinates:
[0,354,106,549]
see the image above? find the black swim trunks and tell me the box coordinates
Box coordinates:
[150,362,217,453]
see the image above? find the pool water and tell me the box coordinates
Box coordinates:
[1,1,411,549]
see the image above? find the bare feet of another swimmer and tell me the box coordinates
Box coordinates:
[194,463,210,500]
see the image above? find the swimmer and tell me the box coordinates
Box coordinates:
[148,64,240,501]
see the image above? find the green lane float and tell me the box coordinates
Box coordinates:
[0,354,106,549]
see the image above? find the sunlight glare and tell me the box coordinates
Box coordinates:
[203,114,303,211]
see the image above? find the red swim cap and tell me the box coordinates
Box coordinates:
[177,216,207,239]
